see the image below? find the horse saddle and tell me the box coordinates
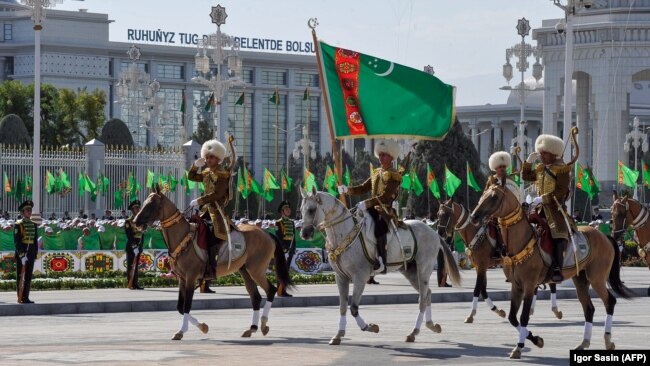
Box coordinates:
[530,213,591,269]
[361,215,418,267]
[189,215,246,265]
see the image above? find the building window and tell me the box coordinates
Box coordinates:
[261,92,286,176]
[294,95,320,157]
[120,61,148,74]
[3,24,12,41]
[241,67,254,84]
[295,72,319,88]
[261,69,286,86]
[156,88,184,146]
[227,91,253,166]
[157,63,184,80]
[192,89,215,135]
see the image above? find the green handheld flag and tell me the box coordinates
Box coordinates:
[618,160,639,188]
[409,167,424,196]
[304,169,318,192]
[444,165,462,198]
[269,88,280,105]
[114,190,124,207]
[235,92,245,106]
[281,169,293,193]
[78,172,86,196]
[426,164,441,199]
[323,165,338,195]
[466,162,482,193]
[263,168,280,191]
[146,170,156,189]
[343,165,351,186]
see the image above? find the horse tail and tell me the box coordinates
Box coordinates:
[440,235,462,287]
[269,232,295,291]
[606,235,634,299]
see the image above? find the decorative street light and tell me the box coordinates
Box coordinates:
[115,45,171,147]
[192,4,244,139]
[293,125,317,171]
[501,17,543,201]
[623,116,648,199]
[274,123,302,199]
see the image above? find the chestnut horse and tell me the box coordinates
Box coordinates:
[470,185,632,359]
[134,188,293,340]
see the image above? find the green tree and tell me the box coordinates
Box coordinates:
[0,80,32,133]
[191,120,215,145]
[76,88,107,141]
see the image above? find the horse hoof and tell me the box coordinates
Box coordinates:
[464,316,474,324]
[575,340,590,350]
[171,332,183,341]
[509,349,521,359]
[405,334,416,343]
[497,309,506,318]
[426,321,442,333]
[198,323,209,334]
[535,336,544,348]
[606,342,615,350]
[241,329,252,338]
[366,324,380,333]
[261,326,270,336]
[329,337,342,345]
[553,309,563,320]
[529,308,535,316]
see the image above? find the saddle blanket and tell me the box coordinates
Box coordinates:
[362,217,417,267]
[539,229,591,269]
[192,230,246,265]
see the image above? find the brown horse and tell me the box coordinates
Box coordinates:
[134,187,294,340]
[610,194,650,296]
[470,185,632,358]
[437,200,565,324]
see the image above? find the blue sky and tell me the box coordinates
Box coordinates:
[56,0,562,106]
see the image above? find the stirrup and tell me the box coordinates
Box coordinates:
[551,269,563,282]
[373,257,385,275]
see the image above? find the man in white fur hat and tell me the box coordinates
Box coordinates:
[485,151,520,259]
[188,138,235,280]
[338,139,402,274]
[523,134,574,282]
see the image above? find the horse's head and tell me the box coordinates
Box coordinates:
[470,184,517,223]
[134,185,167,226]
[436,199,456,239]
[299,186,337,240]
[610,194,630,242]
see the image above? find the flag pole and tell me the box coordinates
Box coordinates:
[274,86,280,180]
[309,19,347,207]
[465,162,469,210]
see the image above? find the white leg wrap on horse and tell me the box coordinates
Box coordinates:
[605,314,613,334]
[425,305,432,322]
[338,315,347,331]
[583,322,593,341]
[550,293,557,308]
[262,301,272,318]
[472,297,479,311]
[415,312,424,330]
[531,295,537,310]
[354,314,367,329]
[485,297,494,309]
[187,313,199,326]
[180,313,190,333]
[518,326,528,344]
[252,310,260,327]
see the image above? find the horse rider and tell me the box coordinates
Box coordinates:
[275,200,295,297]
[523,134,575,283]
[14,200,37,304]
[125,199,145,290]
[485,151,520,259]
[188,138,234,280]
[338,139,402,274]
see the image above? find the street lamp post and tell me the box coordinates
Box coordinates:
[274,124,301,199]
[293,125,317,172]
[501,17,543,201]
[192,4,244,141]
[623,117,648,199]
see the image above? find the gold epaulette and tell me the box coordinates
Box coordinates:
[382,170,402,183]
[203,168,230,178]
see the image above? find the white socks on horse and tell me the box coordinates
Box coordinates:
[354,313,368,329]
[583,322,593,341]
[550,292,557,309]
[252,310,260,327]
[415,312,424,330]
[180,313,199,333]
[531,295,537,311]
[471,297,479,311]
[485,297,494,309]
[425,305,432,323]
[338,315,347,331]
[605,314,613,334]
[262,301,272,318]
[518,326,528,345]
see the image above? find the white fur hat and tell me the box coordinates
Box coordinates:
[535,134,564,157]
[374,139,400,160]
[201,139,226,160]
[488,151,511,171]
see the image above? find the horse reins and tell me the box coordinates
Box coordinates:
[156,198,194,264]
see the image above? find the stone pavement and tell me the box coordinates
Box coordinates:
[0,267,648,316]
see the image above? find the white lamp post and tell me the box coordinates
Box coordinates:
[623,117,648,199]
[192,4,244,140]
[293,125,317,171]
[501,17,543,201]
[274,123,301,199]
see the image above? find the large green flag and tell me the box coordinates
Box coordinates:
[239,168,252,199]
[426,164,441,199]
[466,162,482,193]
[84,174,96,193]
[618,160,639,188]
[586,166,600,198]
[281,169,293,193]
[14,177,24,199]
[323,165,338,195]
[304,169,318,192]
[250,174,262,195]
[237,167,249,199]
[444,165,462,198]
[127,173,139,201]
[318,41,455,140]
[59,168,71,191]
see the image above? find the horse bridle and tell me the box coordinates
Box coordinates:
[612,199,650,259]
[440,202,489,253]
[151,193,194,262]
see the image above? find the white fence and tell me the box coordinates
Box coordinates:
[1,140,200,218]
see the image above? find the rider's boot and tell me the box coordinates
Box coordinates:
[205,241,221,280]
[551,240,565,283]
[375,235,388,274]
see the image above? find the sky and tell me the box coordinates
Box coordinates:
[56,0,563,106]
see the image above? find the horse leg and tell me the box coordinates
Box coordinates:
[511,286,545,359]
[350,275,379,334]
[173,276,208,341]
[549,283,563,319]
[173,279,188,340]
[330,272,350,345]
[401,262,439,343]
[466,269,481,323]
[572,271,595,350]
[240,269,263,337]
[246,264,277,337]
[530,286,537,316]
[480,270,506,319]
[591,279,617,350]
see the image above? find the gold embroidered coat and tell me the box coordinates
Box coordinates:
[188,164,233,240]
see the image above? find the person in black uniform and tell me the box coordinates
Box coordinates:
[15,200,37,304]
[125,200,144,290]
[275,200,295,297]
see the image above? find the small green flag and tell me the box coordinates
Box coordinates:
[263,168,280,191]
[444,165,462,198]
[204,92,215,112]
[466,162,482,193]
[409,167,424,196]
[235,92,245,106]
[618,160,639,188]
[3,172,11,195]
[269,88,280,105]
[78,172,86,196]
[643,160,650,188]
[84,174,96,193]
[59,169,71,189]
[114,190,124,207]
[168,172,178,192]
[343,165,351,186]
[128,173,139,201]
[304,169,318,192]
[146,170,156,189]
[303,87,309,101]
[46,170,57,194]
[281,169,293,193]
[251,175,263,195]
[506,165,521,186]
[426,164,441,199]
[323,165,338,195]
[14,177,24,200]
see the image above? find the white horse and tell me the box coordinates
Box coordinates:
[299,188,461,344]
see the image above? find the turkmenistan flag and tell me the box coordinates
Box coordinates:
[506,165,521,186]
[318,41,455,140]
[46,170,57,194]
[235,92,245,106]
[406,167,424,196]
[3,172,11,195]
[128,172,140,201]
[444,165,462,198]
[59,168,71,191]
[323,165,337,195]
[576,162,594,199]
[114,190,124,207]
[204,92,215,112]
[25,176,32,199]
[167,172,178,192]
[427,164,441,199]
[304,168,318,192]
[146,170,156,189]
[466,162,481,193]
[263,168,280,191]
[343,165,351,186]
[281,169,293,192]
[269,88,280,105]
[586,166,600,198]
[618,160,638,188]
[643,160,650,188]
[14,177,24,199]
[78,172,86,196]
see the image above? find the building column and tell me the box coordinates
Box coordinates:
[491,119,502,151]
[468,119,478,149]
[479,122,490,163]
[576,75,590,166]
[542,71,561,135]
